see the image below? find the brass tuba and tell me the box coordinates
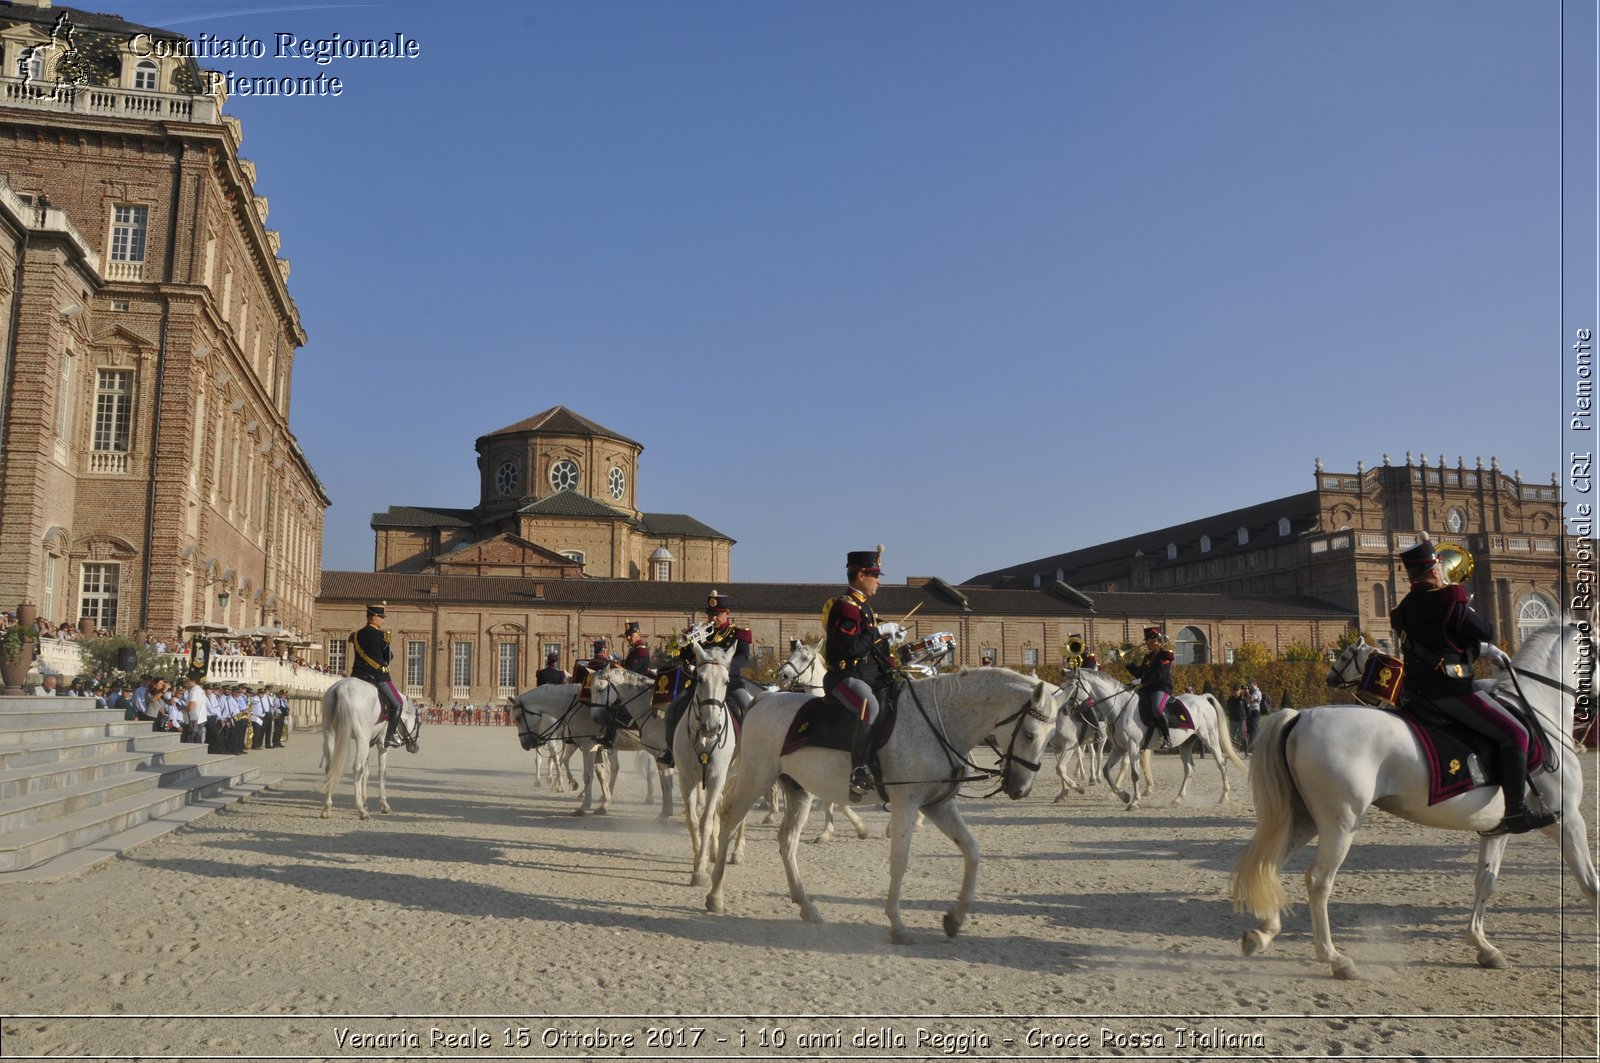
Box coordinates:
[1435,540,1475,585]
[1064,634,1086,668]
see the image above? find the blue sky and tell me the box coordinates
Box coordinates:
[107,1,1593,584]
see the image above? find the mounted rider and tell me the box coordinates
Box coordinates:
[586,638,627,746]
[1390,539,1556,836]
[350,603,407,749]
[621,620,653,676]
[824,546,902,798]
[1126,625,1175,749]
[659,592,753,768]
[535,652,566,687]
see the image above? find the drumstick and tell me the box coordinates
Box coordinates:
[898,602,923,625]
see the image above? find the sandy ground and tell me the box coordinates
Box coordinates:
[0,724,1596,1062]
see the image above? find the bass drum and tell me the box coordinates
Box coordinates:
[1354,652,1404,708]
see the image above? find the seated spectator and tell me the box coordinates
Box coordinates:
[33,673,59,696]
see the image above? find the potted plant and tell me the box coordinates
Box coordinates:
[0,622,39,694]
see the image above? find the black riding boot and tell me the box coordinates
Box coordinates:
[383,713,401,749]
[658,699,686,767]
[848,717,876,798]
[1484,745,1558,836]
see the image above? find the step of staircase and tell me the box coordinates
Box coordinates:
[0,698,279,880]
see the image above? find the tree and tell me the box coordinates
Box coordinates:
[74,636,179,682]
[1233,642,1271,671]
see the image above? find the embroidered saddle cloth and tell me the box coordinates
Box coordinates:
[1138,692,1195,733]
[1397,699,1549,805]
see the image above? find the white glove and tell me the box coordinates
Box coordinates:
[877,622,905,644]
[1481,642,1512,670]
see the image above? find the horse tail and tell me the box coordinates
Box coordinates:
[320,683,348,796]
[1203,693,1247,770]
[1230,708,1300,920]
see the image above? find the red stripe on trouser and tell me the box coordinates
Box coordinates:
[1439,690,1530,752]
[833,684,868,720]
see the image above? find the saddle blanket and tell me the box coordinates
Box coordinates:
[1139,693,1195,733]
[1399,701,1548,806]
[781,696,888,757]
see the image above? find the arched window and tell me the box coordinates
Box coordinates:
[1174,626,1208,665]
[1278,517,1291,536]
[1371,582,1387,619]
[133,60,158,90]
[1515,592,1557,646]
[1237,526,1249,545]
[1200,535,1211,553]
[1166,542,1177,561]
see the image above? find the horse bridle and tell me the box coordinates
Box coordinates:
[778,643,820,693]
[511,689,583,748]
[381,702,423,750]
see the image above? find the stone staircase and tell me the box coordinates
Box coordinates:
[0,697,276,880]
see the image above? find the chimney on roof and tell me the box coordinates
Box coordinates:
[905,576,932,587]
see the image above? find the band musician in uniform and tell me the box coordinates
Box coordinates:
[1126,626,1175,749]
[1391,539,1555,836]
[823,547,903,798]
[659,593,753,768]
[350,604,405,749]
[622,621,652,676]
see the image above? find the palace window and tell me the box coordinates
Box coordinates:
[110,205,148,264]
[452,641,473,688]
[1021,647,1040,667]
[1515,593,1557,646]
[133,60,158,90]
[79,563,120,630]
[543,642,563,665]
[327,639,347,674]
[92,369,133,456]
[405,640,426,690]
[497,641,518,695]
[1174,626,1208,665]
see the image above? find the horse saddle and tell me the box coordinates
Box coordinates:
[1140,693,1195,733]
[1395,697,1549,806]
[781,690,897,757]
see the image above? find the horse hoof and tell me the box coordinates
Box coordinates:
[594,808,608,816]
[799,905,823,923]
[705,894,724,914]
[889,929,912,946]
[1478,948,1508,969]
[943,911,964,938]
[357,810,369,821]
[1241,930,1270,956]
[319,810,331,820]
[570,808,588,817]
[730,851,743,866]
[1331,957,1360,980]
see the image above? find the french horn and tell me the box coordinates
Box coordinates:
[1434,540,1475,585]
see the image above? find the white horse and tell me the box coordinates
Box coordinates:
[773,639,871,842]
[1043,683,1104,802]
[1231,620,1598,979]
[1059,666,1244,808]
[676,643,746,885]
[508,683,615,815]
[319,678,421,820]
[586,666,675,818]
[704,667,1059,943]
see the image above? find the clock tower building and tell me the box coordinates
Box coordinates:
[371,406,731,583]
